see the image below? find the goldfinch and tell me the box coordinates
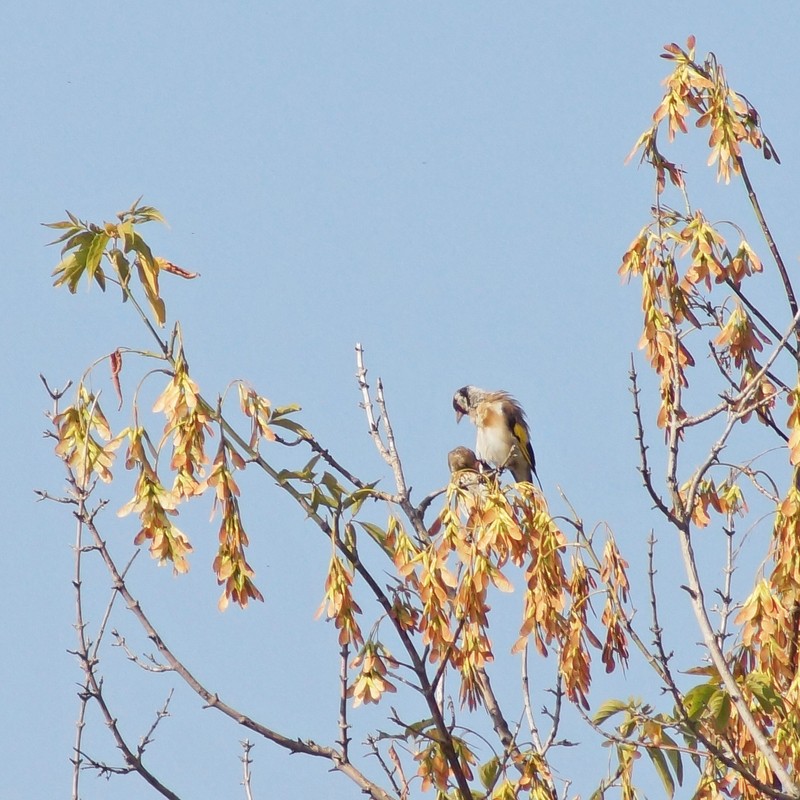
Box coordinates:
[452,386,538,485]
[447,446,486,492]
[447,445,481,474]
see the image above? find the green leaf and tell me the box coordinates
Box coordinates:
[659,732,683,787]
[357,521,387,545]
[131,230,156,271]
[682,682,716,719]
[59,229,93,256]
[133,205,167,225]
[85,232,110,284]
[478,756,499,789]
[593,698,629,725]
[52,253,81,292]
[44,223,82,247]
[745,671,785,714]
[298,454,320,480]
[321,471,343,501]
[151,295,166,326]
[646,746,675,799]
[271,404,302,418]
[118,219,135,252]
[275,468,307,484]
[109,248,130,299]
[42,218,77,230]
[404,717,435,738]
[270,416,311,437]
[707,689,731,733]
[344,484,378,515]
[618,712,636,737]
[308,485,335,511]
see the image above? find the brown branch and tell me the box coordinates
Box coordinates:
[726,279,799,362]
[338,642,351,762]
[138,690,175,758]
[714,510,737,648]
[683,307,800,516]
[672,518,797,796]
[217,399,469,799]
[354,344,429,542]
[707,343,788,444]
[80,511,396,800]
[735,155,799,332]
[628,361,680,525]
[570,514,782,794]
[521,640,539,748]
[276,430,399,505]
[542,671,565,755]
[366,736,407,800]
[335,540,471,800]
[113,630,173,672]
[71,497,182,799]
[478,657,558,800]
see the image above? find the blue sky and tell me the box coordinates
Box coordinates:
[4,3,800,798]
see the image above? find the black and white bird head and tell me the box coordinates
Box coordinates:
[452,385,486,423]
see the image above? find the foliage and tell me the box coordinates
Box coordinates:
[40,38,800,800]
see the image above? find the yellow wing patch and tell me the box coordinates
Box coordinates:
[512,422,531,463]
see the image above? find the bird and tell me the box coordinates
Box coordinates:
[446,446,488,493]
[452,386,538,485]
[447,445,481,474]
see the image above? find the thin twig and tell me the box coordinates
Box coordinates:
[366,736,405,799]
[727,279,799,361]
[628,361,679,525]
[138,690,175,757]
[338,642,351,762]
[715,508,736,646]
[521,640,542,750]
[241,740,255,800]
[735,155,799,332]
[113,630,173,672]
[354,344,429,542]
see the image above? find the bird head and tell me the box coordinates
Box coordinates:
[452,385,483,422]
[452,386,470,422]
[447,446,479,473]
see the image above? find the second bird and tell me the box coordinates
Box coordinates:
[452,385,538,485]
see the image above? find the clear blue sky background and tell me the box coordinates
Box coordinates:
[4,3,800,799]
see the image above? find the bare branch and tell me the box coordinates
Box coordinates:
[354,344,429,542]
[714,510,736,647]
[628,361,680,525]
[69,498,182,799]
[138,690,175,758]
[521,640,538,746]
[726,279,799,362]
[113,630,173,672]
[366,736,406,799]
[241,740,255,800]
[735,155,799,332]
[683,306,800,515]
[338,643,351,762]
[81,511,396,800]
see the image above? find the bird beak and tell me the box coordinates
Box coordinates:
[455,410,464,423]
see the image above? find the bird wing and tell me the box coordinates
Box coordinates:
[498,396,536,473]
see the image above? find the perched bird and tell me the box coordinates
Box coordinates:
[447,446,486,494]
[447,445,481,474]
[452,386,538,485]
